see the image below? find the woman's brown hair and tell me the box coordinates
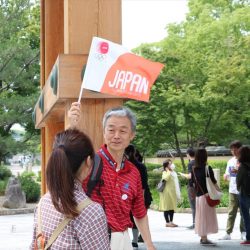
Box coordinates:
[46,129,95,218]
[194,148,207,168]
[162,159,171,171]
[238,146,250,164]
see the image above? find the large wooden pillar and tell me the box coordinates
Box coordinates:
[40,0,65,194]
[38,0,123,194]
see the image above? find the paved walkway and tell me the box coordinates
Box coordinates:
[0,209,246,250]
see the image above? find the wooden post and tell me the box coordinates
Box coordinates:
[39,0,123,194]
[40,0,64,194]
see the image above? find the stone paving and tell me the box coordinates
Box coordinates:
[0,165,246,249]
[0,209,246,250]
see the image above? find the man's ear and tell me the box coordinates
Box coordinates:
[86,155,93,169]
[130,132,135,141]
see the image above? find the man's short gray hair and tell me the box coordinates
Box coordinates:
[102,106,137,132]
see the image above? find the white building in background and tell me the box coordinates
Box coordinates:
[9,154,40,167]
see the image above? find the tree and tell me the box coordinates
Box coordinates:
[0,0,40,162]
[126,0,250,169]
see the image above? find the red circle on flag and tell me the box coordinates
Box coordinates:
[99,42,109,54]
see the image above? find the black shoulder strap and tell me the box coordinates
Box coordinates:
[192,168,205,195]
[86,153,103,197]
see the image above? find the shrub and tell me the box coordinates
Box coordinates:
[145,163,162,171]
[177,187,190,208]
[148,171,161,186]
[218,192,229,207]
[0,165,12,195]
[0,165,12,180]
[0,179,8,195]
[37,171,41,182]
[19,171,40,202]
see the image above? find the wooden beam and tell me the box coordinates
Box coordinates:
[44,0,64,78]
[98,0,122,43]
[40,0,64,194]
[34,54,123,129]
[64,0,98,54]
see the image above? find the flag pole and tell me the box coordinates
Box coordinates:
[78,84,84,104]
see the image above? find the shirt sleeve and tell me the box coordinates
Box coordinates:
[236,164,244,192]
[225,161,230,175]
[208,166,217,184]
[188,160,195,174]
[162,170,171,181]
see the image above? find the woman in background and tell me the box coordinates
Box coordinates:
[191,148,218,246]
[159,159,180,227]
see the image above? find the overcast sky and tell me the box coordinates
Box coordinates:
[122,0,189,49]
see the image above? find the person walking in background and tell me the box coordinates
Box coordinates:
[134,148,149,244]
[125,144,153,249]
[236,146,250,245]
[68,103,156,250]
[159,159,180,228]
[30,129,110,250]
[179,147,196,229]
[191,148,218,246]
[220,140,246,240]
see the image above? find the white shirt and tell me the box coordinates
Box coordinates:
[225,156,239,194]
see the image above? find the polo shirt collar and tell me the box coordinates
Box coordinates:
[99,145,131,173]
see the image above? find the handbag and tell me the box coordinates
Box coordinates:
[206,165,223,200]
[156,179,166,192]
[205,195,220,207]
[192,168,220,207]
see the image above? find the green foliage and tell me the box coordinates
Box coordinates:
[36,170,41,182]
[147,170,161,188]
[177,187,190,208]
[0,0,40,162]
[219,192,229,208]
[0,165,12,195]
[145,163,162,171]
[19,171,40,202]
[151,189,159,205]
[0,179,8,195]
[127,0,250,157]
[0,165,12,180]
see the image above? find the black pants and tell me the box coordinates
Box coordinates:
[164,210,174,223]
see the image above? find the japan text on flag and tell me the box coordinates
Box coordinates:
[82,37,164,102]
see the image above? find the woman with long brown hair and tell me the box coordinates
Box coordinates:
[30,129,110,249]
[191,148,218,246]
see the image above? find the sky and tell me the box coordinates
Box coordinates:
[122,0,189,49]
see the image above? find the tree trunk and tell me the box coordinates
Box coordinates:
[173,130,186,171]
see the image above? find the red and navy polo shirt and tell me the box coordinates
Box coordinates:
[82,145,147,232]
